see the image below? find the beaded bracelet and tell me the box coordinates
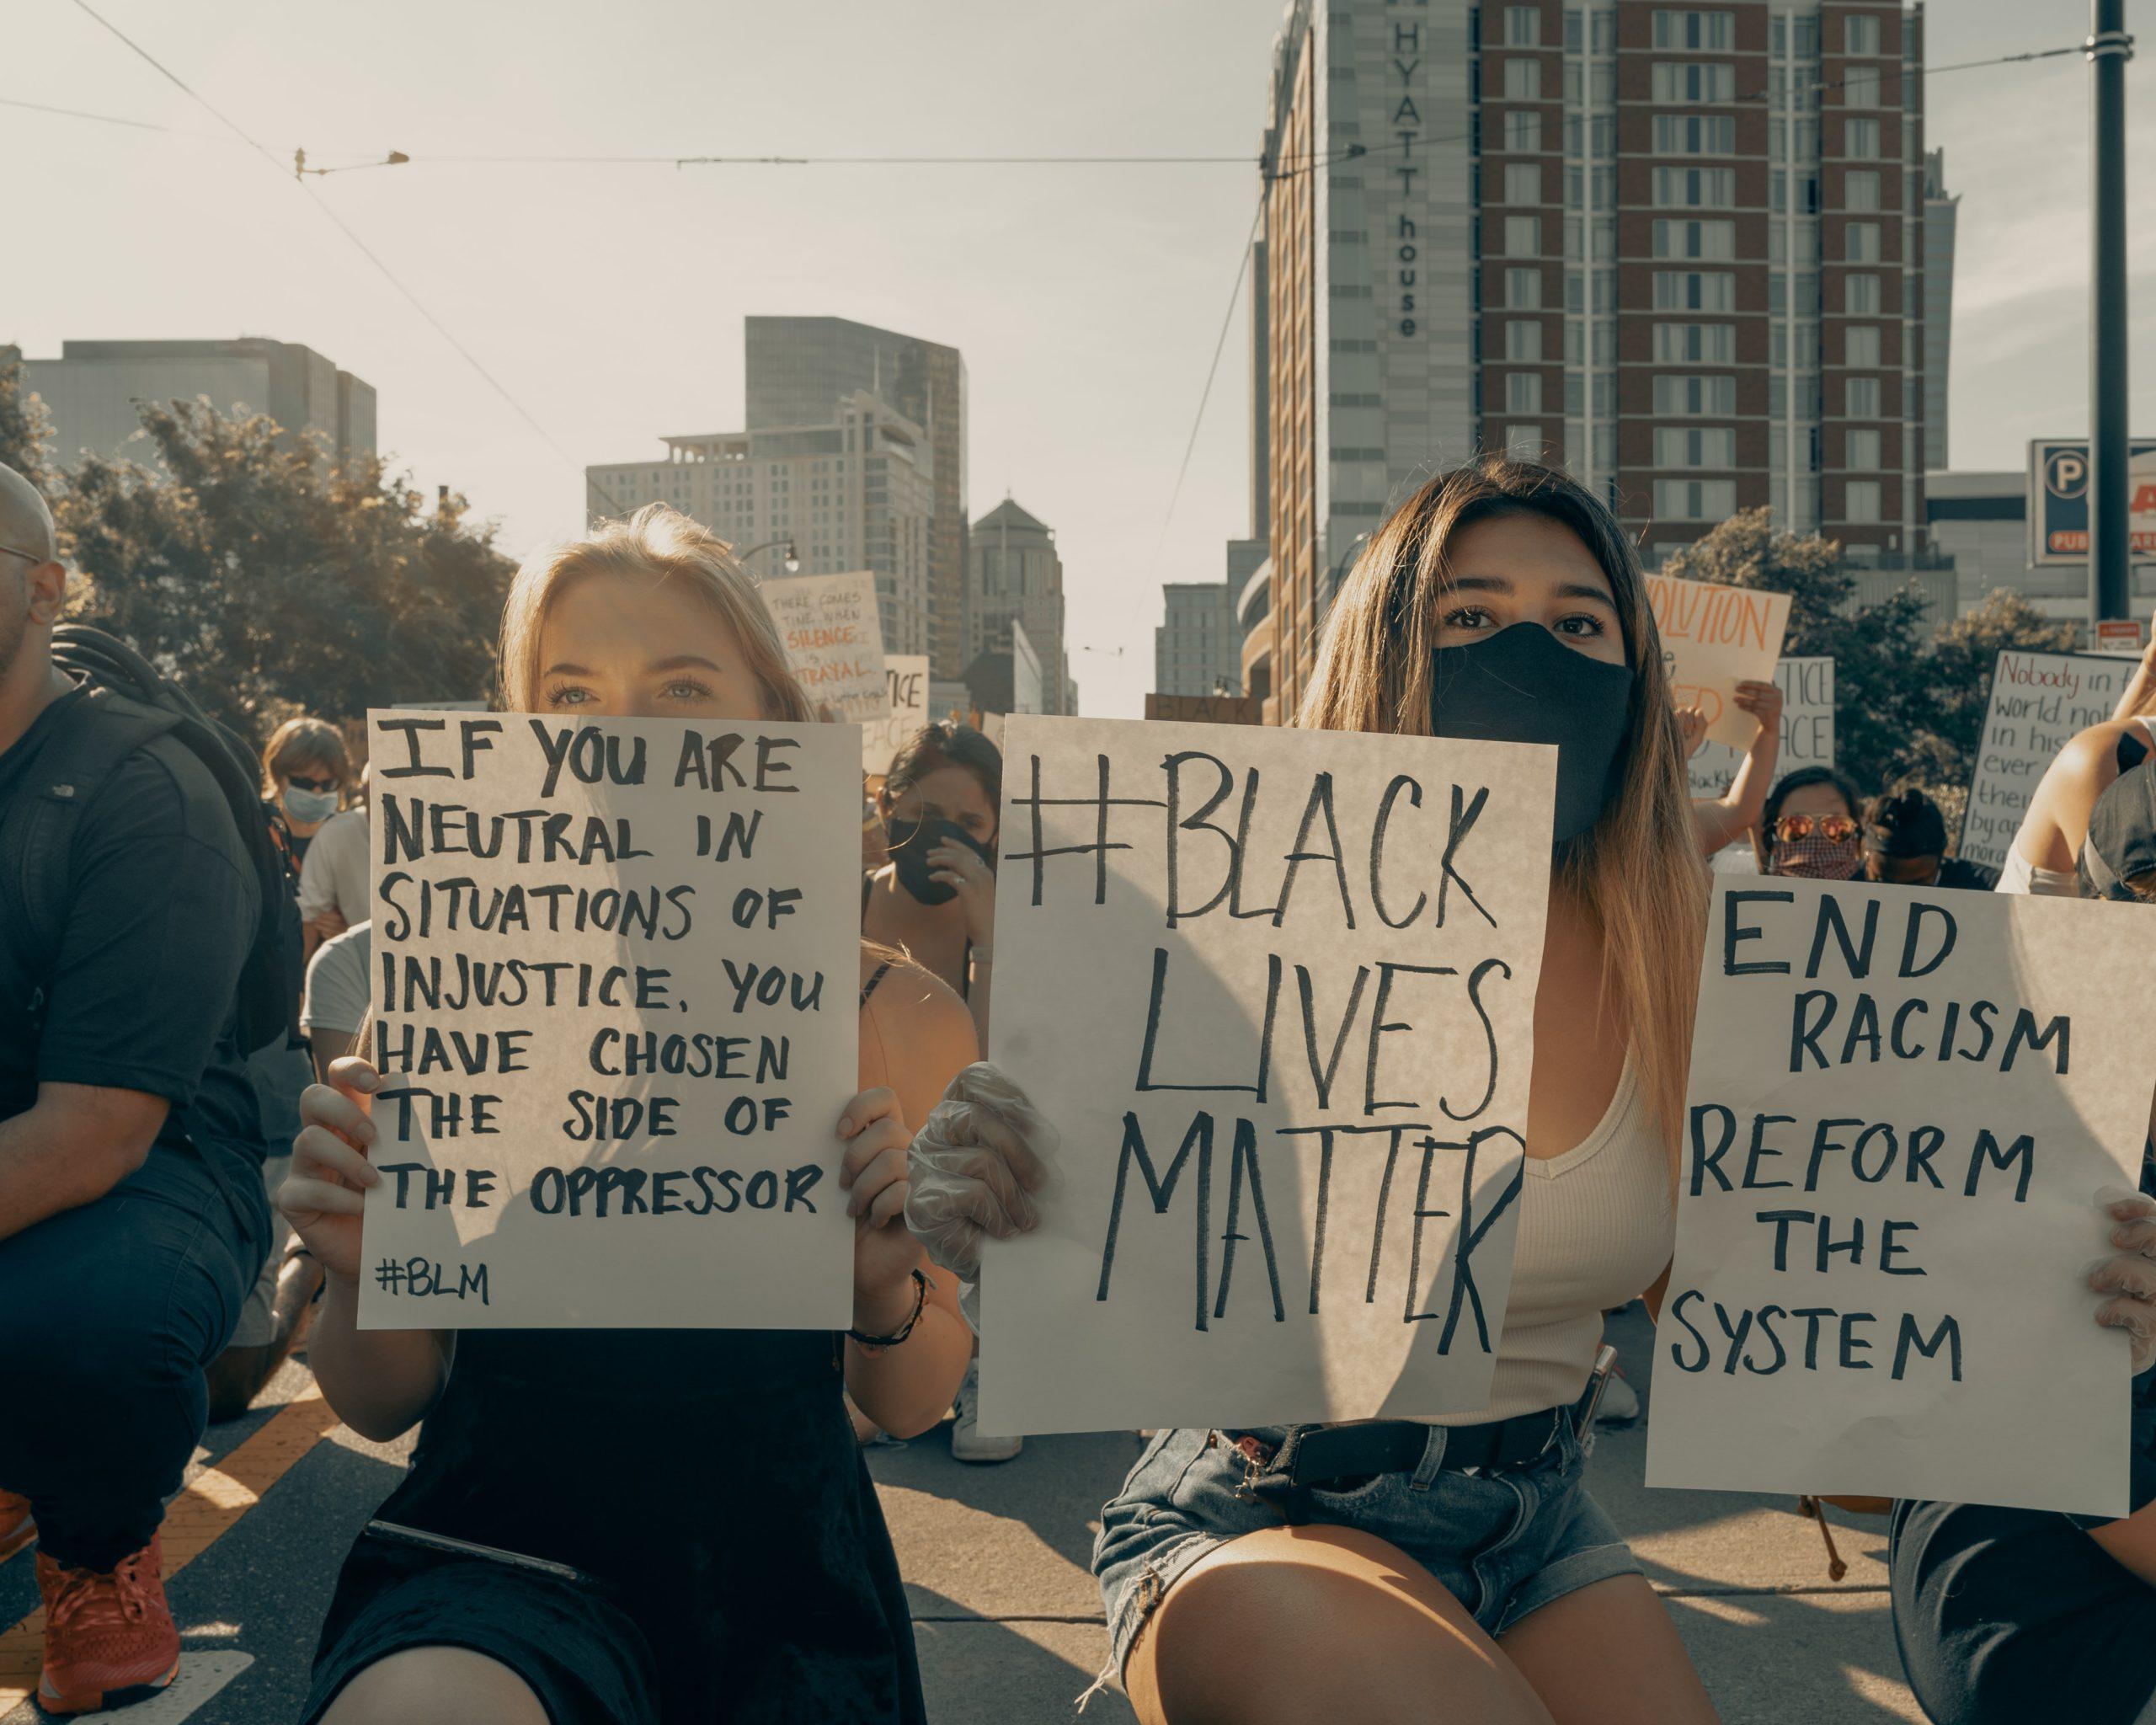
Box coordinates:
[846,1268,931,1352]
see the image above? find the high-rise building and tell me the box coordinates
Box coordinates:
[744,318,968,678]
[585,390,937,658]
[967,498,1072,714]
[1156,539,1264,698]
[1257,0,1938,718]
[1921,147,1956,473]
[9,338,375,469]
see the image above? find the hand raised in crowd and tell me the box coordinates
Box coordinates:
[2091,1183,2156,1374]
[837,1086,925,1315]
[905,1062,1056,1280]
[928,836,997,950]
[1674,702,1709,757]
[277,1055,384,1284]
[1731,677,1784,740]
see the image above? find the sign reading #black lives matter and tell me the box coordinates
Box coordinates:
[978,717,1556,1435]
[1648,879,2156,1517]
[356,711,860,1331]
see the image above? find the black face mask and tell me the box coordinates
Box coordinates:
[1429,622,1635,846]
[884,814,995,906]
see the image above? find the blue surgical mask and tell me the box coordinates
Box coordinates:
[283,786,339,825]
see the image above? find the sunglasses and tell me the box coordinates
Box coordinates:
[1774,813,1859,845]
[285,773,340,794]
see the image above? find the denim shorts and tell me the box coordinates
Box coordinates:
[1091,1418,1639,1690]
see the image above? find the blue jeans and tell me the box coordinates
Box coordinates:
[1093,1418,1638,1687]
[0,1146,266,1568]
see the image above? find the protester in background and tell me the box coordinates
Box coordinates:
[1681,679,1784,857]
[297,763,370,958]
[1997,706,2156,897]
[281,505,974,1725]
[1862,787,1998,891]
[261,718,350,862]
[301,920,371,1082]
[1752,764,1867,879]
[1887,758,2156,1725]
[0,460,272,1714]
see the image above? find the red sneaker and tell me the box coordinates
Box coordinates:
[0,1489,33,1562]
[33,1533,179,1715]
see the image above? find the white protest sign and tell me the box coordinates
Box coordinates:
[979,715,1556,1434]
[1646,879,2156,1516]
[762,570,889,728]
[1646,574,1793,750]
[358,710,861,1330]
[863,654,931,776]
[1688,657,1835,800]
[1960,650,2137,872]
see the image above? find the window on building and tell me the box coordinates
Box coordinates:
[1506,266,1545,307]
[1653,115,1738,155]
[1652,9,1733,49]
[1506,4,1542,45]
[1504,109,1544,152]
[1846,427,1882,469]
[1505,214,1543,254]
[1507,424,1545,460]
[1505,319,1545,360]
[1506,372,1545,413]
[1844,116,1881,158]
[1843,66,1882,108]
[1846,272,1882,313]
[1844,324,1882,367]
[1505,161,1542,204]
[1794,15,1819,57]
[1503,58,1543,99]
[1652,218,1737,260]
[1653,322,1737,363]
[1843,169,1881,211]
[1844,221,1881,262]
[1844,478,1882,522]
[1592,8,1615,51]
[1653,478,1740,521]
[1652,269,1737,312]
[1654,374,1739,414]
[1846,376,1882,417]
[1845,13,1881,55]
[1651,61,1737,103]
[1652,166,1738,206]
[1654,426,1738,467]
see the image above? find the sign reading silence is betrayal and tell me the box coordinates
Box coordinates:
[1959,649,2139,873]
[358,710,861,1330]
[1644,574,1792,751]
[978,715,1557,1435]
[761,569,889,727]
[1647,879,2156,1517]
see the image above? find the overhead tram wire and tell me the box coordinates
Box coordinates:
[63,0,628,519]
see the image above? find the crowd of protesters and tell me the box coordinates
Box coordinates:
[1,450,2151,1723]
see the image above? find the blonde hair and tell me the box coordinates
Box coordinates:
[260,716,350,800]
[497,505,814,722]
[1295,457,1707,1162]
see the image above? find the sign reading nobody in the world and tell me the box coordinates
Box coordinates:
[863,654,931,775]
[1645,574,1792,750]
[358,710,861,1330]
[1688,656,1835,800]
[762,569,889,726]
[1959,650,2137,872]
[978,716,1557,1434]
[1646,879,2156,1517]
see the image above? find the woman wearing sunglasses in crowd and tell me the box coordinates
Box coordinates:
[278,505,976,1725]
[1750,764,1868,879]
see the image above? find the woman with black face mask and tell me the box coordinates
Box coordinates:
[905,458,1725,1725]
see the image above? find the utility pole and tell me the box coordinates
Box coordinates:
[2089,0,2135,622]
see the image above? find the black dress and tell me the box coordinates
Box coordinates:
[302,969,925,1724]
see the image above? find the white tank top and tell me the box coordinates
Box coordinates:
[1417,1057,1673,1424]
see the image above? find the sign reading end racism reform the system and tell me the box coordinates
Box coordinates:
[978,716,1557,1435]
[1647,879,2156,1518]
[357,710,861,1330]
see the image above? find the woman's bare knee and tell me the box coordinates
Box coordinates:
[320,1646,549,1725]
[1127,1525,1555,1725]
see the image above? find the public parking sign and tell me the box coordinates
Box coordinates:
[2029,438,2156,565]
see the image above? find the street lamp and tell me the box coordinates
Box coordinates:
[739,538,801,574]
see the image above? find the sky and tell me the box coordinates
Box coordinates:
[8,0,2153,719]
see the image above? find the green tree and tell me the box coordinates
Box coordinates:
[0,350,56,491]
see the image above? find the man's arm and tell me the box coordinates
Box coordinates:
[0,1081,168,1241]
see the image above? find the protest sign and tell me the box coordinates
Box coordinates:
[863,654,931,776]
[761,569,889,727]
[1144,693,1267,727]
[978,715,1557,1434]
[1644,574,1792,750]
[1646,879,2156,1516]
[1960,649,2137,871]
[358,710,861,1330]
[1687,657,1834,801]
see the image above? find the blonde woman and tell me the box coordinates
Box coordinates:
[280,506,975,1725]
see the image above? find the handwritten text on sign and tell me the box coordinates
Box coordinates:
[358,711,860,1330]
[863,654,931,776]
[1646,880,2155,1516]
[1959,649,2136,872]
[979,717,1556,1434]
[762,569,889,727]
[1645,574,1792,750]
[1688,656,1835,802]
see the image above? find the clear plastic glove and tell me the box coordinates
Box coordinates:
[2091,1183,2156,1375]
[905,1061,1059,1279]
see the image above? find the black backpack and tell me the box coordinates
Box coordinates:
[0,625,304,1057]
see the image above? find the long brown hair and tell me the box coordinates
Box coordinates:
[1295,457,1706,1160]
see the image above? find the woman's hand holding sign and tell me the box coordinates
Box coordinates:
[280,1056,384,1284]
[2092,1184,2156,1373]
[838,1086,926,1323]
[905,1063,1055,1281]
